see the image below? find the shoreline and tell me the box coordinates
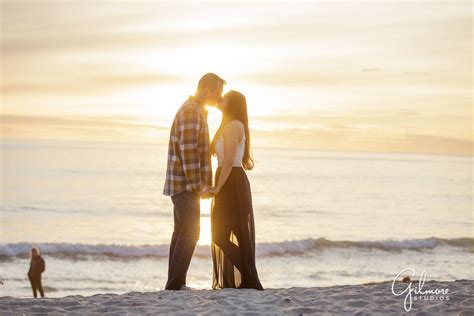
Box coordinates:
[1,279,472,315]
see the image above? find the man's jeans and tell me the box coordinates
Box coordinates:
[165,191,200,290]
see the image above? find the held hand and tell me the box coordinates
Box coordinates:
[209,186,220,196]
[198,185,213,199]
[200,191,213,199]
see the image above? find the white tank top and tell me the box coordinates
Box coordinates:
[215,121,245,167]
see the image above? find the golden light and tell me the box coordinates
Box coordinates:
[198,199,212,245]
[144,46,251,78]
[197,154,219,246]
[198,216,212,246]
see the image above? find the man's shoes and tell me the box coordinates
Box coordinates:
[179,285,193,291]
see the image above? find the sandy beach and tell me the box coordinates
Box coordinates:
[1,279,472,315]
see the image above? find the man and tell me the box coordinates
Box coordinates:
[163,73,225,290]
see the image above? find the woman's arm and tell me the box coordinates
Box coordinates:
[39,257,45,273]
[214,121,243,194]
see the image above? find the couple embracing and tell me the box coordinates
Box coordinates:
[163,73,263,291]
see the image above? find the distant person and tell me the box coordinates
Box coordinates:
[163,73,225,290]
[28,247,45,298]
[209,90,263,290]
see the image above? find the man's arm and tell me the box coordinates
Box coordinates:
[178,107,208,194]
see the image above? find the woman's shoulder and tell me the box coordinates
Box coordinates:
[224,120,244,131]
[223,120,244,141]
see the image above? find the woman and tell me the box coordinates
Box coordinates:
[209,90,263,290]
[28,247,45,298]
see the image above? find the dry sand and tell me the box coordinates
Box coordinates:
[1,279,472,315]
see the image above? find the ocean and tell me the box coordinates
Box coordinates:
[1,139,472,297]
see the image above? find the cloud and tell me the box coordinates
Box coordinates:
[0,114,164,129]
[1,1,471,155]
[252,127,473,156]
[235,68,466,88]
[0,114,171,144]
[1,73,185,96]
[360,68,382,72]
[2,2,471,58]
[2,113,472,156]
[402,71,433,77]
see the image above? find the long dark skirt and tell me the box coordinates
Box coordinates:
[211,167,263,290]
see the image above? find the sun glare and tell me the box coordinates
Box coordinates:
[198,216,212,246]
[197,159,218,246]
[198,198,212,245]
[198,199,212,245]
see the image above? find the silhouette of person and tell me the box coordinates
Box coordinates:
[27,247,45,298]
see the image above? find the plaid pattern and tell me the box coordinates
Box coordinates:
[163,97,212,196]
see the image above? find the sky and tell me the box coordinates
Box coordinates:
[1,1,472,155]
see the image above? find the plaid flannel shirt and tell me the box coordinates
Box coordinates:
[163,97,212,196]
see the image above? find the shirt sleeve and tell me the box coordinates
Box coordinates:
[178,107,206,193]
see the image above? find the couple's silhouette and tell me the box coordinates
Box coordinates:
[163,73,263,291]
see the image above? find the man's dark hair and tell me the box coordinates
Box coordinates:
[197,73,226,92]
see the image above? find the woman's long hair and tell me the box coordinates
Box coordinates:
[30,247,40,261]
[210,90,254,170]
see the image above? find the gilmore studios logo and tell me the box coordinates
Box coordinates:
[391,268,450,312]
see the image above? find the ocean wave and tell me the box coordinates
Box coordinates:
[1,237,472,259]
[258,237,474,256]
